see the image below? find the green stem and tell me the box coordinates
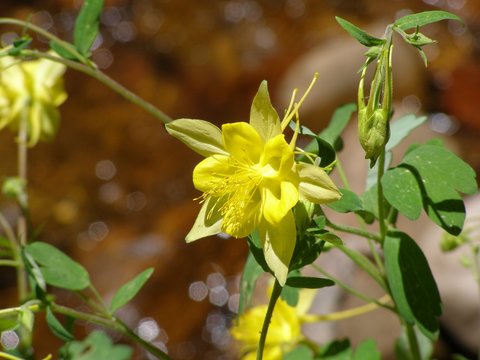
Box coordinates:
[311,263,394,311]
[51,303,171,360]
[405,323,422,360]
[376,150,387,243]
[21,49,172,125]
[256,280,282,360]
[0,259,20,267]
[0,352,24,360]
[16,109,28,301]
[335,159,351,190]
[325,219,381,243]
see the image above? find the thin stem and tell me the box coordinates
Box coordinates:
[0,352,24,360]
[376,150,387,243]
[256,280,282,360]
[15,109,29,301]
[312,263,394,311]
[0,259,20,267]
[116,318,171,360]
[301,294,391,323]
[51,303,171,360]
[405,322,422,360]
[325,219,381,243]
[0,213,17,247]
[20,50,172,125]
[335,159,351,190]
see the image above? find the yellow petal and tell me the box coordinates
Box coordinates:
[166,119,227,157]
[262,180,298,224]
[259,212,296,286]
[185,197,223,242]
[297,163,341,204]
[193,155,232,193]
[222,122,263,164]
[259,134,296,177]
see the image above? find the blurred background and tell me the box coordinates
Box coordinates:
[0,0,479,359]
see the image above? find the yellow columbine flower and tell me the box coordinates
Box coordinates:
[166,80,340,285]
[0,54,67,146]
[230,288,316,359]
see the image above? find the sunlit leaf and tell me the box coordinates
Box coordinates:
[336,17,385,47]
[394,10,462,31]
[110,268,154,313]
[74,0,104,56]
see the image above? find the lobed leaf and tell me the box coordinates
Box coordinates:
[386,114,427,152]
[382,166,422,220]
[327,189,363,213]
[59,331,132,360]
[384,231,442,340]
[110,268,154,313]
[394,10,462,31]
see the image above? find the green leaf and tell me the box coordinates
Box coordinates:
[281,282,299,307]
[403,144,477,235]
[59,331,132,360]
[289,232,325,271]
[238,252,264,316]
[317,338,352,359]
[8,36,32,56]
[296,123,336,168]
[250,81,281,142]
[319,103,357,151]
[110,268,154,313]
[336,17,385,47]
[386,114,427,152]
[285,344,314,360]
[286,276,334,289]
[73,0,104,56]
[353,339,381,360]
[46,307,75,342]
[382,166,422,220]
[25,242,90,290]
[313,231,343,246]
[0,311,20,332]
[327,189,363,213]
[50,40,81,61]
[335,245,386,289]
[384,231,442,340]
[394,10,462,31]
[247,230,271,273]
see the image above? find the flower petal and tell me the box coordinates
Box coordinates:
[297,163,341,204]
[166,119,227,157]
[249,81,281,142]
[260,134,296,177]
[259,211,296,286]
[193,155,232,193]
[262,180,298,224]
[222,122,263,163]
[185,197,223,242]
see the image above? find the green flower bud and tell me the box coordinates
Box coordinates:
[358,108,389,164]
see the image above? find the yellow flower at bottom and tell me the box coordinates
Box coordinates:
[166,81,340,285]
[231,288,317,359]
[0,54,67,146]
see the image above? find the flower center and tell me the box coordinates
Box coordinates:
[204,159,264,237]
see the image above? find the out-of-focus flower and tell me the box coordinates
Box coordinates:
[166,80,340,285]
[230,288,316,359]
[0,54,67,146]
